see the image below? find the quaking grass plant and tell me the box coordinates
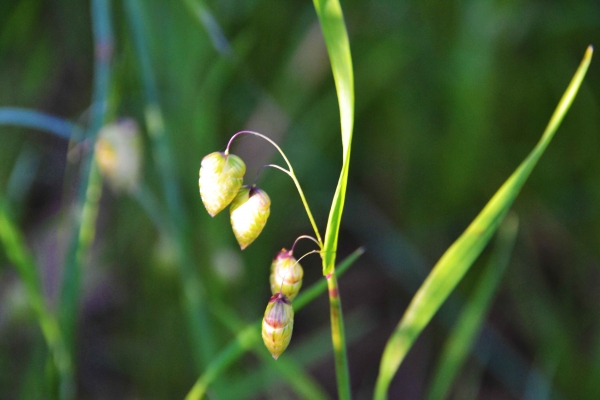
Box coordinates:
[0,0,594,398]
[193,5,593,400]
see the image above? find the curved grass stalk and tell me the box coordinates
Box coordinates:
[374,45,593,400]
[227,130,323,246]
[185,247,364,400]
[0,107,82,140]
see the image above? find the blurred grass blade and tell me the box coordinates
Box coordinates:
[59,0,113,358]
[125,0,217,370]
[184,247,364,400]
[182,0,232,56]
[0,107,82,140]
[427,214,519,400]
[0,199,73,399]
[374,45,593,400]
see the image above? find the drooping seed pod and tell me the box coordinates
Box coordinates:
[199,152,246,217]
[270,249,303,300]
[95,118,143,193]
[262,292,294,360]
[229,186,270,249]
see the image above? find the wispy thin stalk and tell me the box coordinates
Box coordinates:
[227,130,323,246]
[185,247,364,400]
[59,0,113,370]
[125,0,215,369]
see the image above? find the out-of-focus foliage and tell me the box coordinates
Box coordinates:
[0,0,599,399]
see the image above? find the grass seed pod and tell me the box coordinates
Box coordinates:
[199,152,246,217]
[262,292,294,360]
[95,119,143,193]
[270,249,303,300]
[229,186,270,249]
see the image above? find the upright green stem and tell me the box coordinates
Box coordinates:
[226,130,323,246]
[327,270,351,399]
[310,0,355,395]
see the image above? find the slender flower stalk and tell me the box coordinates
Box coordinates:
[226,131,323,247]
[291,235,321,253]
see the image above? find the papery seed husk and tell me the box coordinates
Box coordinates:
[262,293,294,359]
[95,119,143,193]
[199,152,245,216]
[269,249,303,300]
[230,186,270,249]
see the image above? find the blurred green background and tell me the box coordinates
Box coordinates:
[1,0,599,399]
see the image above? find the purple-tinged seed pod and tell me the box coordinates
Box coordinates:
[199,152,246,217]
[229,186,270,249]
[270,248,303,300]
[262,292,294,360]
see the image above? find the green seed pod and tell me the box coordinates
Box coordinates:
[199,152,246,217]
[262,292,294,360]
[95,119,143,193]
[229,186,271,249]
[270,249,303,300]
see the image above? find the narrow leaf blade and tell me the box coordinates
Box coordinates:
[427,214,519,400]
[374,46,593,400]
[313,0,355,275]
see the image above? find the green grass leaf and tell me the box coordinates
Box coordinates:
[313,0,354,276]
[426,214,519,400]
[374,45,593,400]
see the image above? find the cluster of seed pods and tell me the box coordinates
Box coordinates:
[262,248,303,358]
[199,145,306,359]
[199,151,271,249]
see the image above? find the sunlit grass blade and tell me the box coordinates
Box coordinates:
[312,0,355,397]
[0,107,82,140]
[313,0,354,276]
[427,214,519,400]
[184,248,364,400]
[374,45,593,400]
[0,199,73,399]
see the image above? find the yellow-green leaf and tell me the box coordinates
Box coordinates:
[374,45,593,400]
